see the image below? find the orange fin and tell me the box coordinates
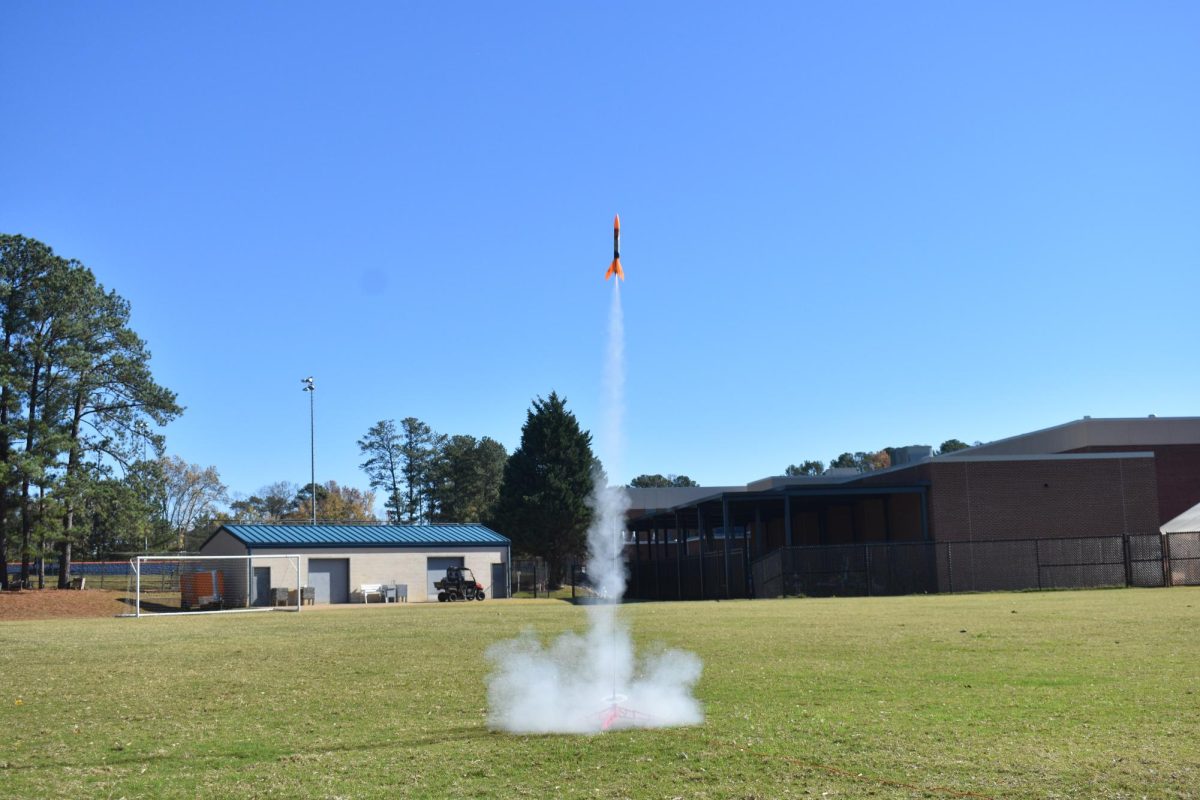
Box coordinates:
[605,259,624,281]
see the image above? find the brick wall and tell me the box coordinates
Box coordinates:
[927,456,1159,541]
[1067,443,1200,525]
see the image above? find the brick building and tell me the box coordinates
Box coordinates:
[624,417,1200,598]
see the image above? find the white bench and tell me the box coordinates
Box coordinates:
[359,584,384,603]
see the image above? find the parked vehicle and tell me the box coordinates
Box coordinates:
[435,566,486,601]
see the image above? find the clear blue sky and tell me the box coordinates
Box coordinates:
[3,2,1198,506]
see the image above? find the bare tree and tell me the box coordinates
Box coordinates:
[159,456,227,548]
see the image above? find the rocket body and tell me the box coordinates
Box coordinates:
[605,214,624,280]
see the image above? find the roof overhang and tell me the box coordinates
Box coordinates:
[627,481,930,528]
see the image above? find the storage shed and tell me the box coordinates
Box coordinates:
[199,524,511,603]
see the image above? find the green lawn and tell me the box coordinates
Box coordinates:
[1,589,1197,799]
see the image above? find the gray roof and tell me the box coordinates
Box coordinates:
[626,486,745,511]
[218,524,509,548]
[939,416,1200,457]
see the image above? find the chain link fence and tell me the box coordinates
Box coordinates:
[509,558,549,598]
[5,559,172,590]
[742,534,1183,598]
[1165,532,1200,586]
[627,549,750,601]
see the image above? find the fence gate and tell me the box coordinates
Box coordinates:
[510,558,549,597]
[1127,534,1167,587]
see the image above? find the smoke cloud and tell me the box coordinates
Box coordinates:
[486,282,704,734]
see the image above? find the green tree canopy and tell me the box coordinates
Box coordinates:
[784,460,825,476]
[0,235,179,586]
[490,392,595,585]
[399,417,445,523]
[629,474,700,488]
[358,419,405,523]
[828,450,891,473]
[288,480,377,523]
[79,460,170,557]
[429,435,507,523]
[356,417,445,523]
[829,452,856,470]
[937,438,972,454]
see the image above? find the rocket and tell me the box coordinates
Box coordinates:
[605,214,624,281]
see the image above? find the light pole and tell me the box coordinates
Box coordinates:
[302,376,316,525]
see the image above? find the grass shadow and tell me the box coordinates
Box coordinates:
[116,596,188,614]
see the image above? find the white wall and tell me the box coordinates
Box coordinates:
[249,546,507,602]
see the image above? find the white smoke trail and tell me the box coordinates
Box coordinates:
[590,277,629,603]
[486,280,704,734]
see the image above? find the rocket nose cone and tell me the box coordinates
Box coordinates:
[614,214,620,230]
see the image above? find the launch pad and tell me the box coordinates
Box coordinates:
[592,694,657,731]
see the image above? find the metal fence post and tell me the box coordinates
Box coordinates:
[655,530,663,601]
[865,544,872,597]
[947,543,953,594]
[1122,535,1132,587]
[632,528,640,599]
[1035,538,1043,590]
[674,515,683,601]
[1163,533,1173,587]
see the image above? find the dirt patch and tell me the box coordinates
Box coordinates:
[0,588,133,621]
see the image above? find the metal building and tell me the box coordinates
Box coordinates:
[199,524,511,603]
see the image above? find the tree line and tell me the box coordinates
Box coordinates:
[784,439,974,476]
[0,235,569,585]
[184,393,602,587]
[2,232,976,592]
[1,236,180,588]
[357,418,507,524]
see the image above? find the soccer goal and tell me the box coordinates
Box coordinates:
[126,554,302,617]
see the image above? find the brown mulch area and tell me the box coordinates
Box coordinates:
[0,588,132,621]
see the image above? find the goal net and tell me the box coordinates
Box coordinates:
[126,555,302,617]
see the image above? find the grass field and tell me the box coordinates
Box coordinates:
[1,589,1197,799]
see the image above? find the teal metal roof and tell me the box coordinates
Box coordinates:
[219,524,509,549]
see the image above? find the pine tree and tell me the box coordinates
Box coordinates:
[490,392,595,586]
[398,417,444,523]
[0,235,179,585]
[358,420,405,523]
[428,435,507,523]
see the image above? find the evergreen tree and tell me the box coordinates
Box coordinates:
[830,452,857,470]
[56,276,179,582]
[0,235,179,585]
[357,420,405,523]
[0,237,49,586]
[490,392,595,586]
[429,435,507,523]
[629,474,700,488]
[79,461,168,557]
[399,417,444,522]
